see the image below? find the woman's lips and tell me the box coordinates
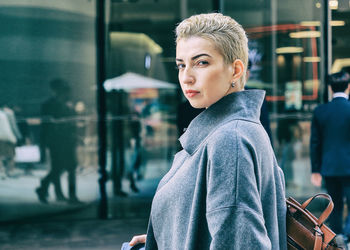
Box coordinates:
[185,90,200,98]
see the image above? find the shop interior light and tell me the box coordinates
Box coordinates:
[110,32,163,54]
[331,20,346,26]
[276,47,304,54]
[277,55,286,66]
[300,21,321,26]
[300,20,345,27]
[289,31,321,38]
[329,0,338,9]
[331,58,350,73]
[303,57,321,62]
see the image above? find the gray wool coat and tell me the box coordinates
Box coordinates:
[145,90,287,250]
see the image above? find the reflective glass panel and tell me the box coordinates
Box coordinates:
[0,0,98,221]
[224,0,324,197]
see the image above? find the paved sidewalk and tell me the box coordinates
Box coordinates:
[0,177,157,249]
[0,217,149,250]
[0,192,153,250]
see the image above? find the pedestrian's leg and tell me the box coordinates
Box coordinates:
[50,156,66,201]
[67,164,79,203]
[36,172,50,203]
[129,147,140,193]
[325,177,344,234]
[36,162,57,203]
[39,173,50,194]
[52,171,65,200]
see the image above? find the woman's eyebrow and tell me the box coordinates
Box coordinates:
[176,53,212,62]
[191,53,211,60]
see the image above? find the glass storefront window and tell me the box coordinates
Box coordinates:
[0,0,99,221]
[224,0,325,197]
[104,0,180,218]
[2,0,347,224]
[331,1,350,75]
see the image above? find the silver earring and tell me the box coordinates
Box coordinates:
[231,82,235,88]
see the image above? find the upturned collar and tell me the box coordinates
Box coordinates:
[179,89,265,155]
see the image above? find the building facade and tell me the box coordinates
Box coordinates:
[0,0,349,222]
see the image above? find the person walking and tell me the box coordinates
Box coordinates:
[124,13,287,250]
[310,70,350,242]
[36,78,80,204]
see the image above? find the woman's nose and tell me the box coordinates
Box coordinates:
[181,67,195,85]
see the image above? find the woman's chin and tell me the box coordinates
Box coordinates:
[188,101,204,109]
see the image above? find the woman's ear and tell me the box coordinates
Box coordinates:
[231,59,245,83]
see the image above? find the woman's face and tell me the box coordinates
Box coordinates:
[176,36,235,108]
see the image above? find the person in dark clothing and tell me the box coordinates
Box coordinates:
[127,112,142,193]
[36,79,80,204]
[310,71,350,240]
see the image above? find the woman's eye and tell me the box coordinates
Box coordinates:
[197,60,209,66]
[176,64,185,70]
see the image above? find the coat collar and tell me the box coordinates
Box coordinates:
[179,89,265,155]
[333,92,349,100]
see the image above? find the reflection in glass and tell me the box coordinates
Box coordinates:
[0,1,98,222]
[224,0,323,197]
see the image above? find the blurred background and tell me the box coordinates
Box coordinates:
[0,0,349,248]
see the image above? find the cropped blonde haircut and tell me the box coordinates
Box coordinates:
[175,13,249,88]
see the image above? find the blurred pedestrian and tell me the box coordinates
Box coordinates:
[124,13,286,250]
[36,78,80,204]
[310,70,350,241]
[127,112,142,193]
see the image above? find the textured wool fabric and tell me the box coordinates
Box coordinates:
[145,90,287,250]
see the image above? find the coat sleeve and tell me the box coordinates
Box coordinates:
[145,218,158,250]
[205,130,271,250]
[310,110,322,173]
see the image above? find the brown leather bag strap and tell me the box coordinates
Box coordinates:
[286,199,319,226]
[301,193,334,225]
[313,229,323,250]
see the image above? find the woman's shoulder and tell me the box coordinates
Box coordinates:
[207,120,238,141]
[208,118,261,139]
[205,120,242,152]
[205,119,268,154]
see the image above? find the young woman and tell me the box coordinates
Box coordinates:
[125,13,287,250]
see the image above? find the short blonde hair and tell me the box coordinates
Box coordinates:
[175,13,249,87]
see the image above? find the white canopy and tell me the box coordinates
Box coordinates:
[104,72,177,92]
